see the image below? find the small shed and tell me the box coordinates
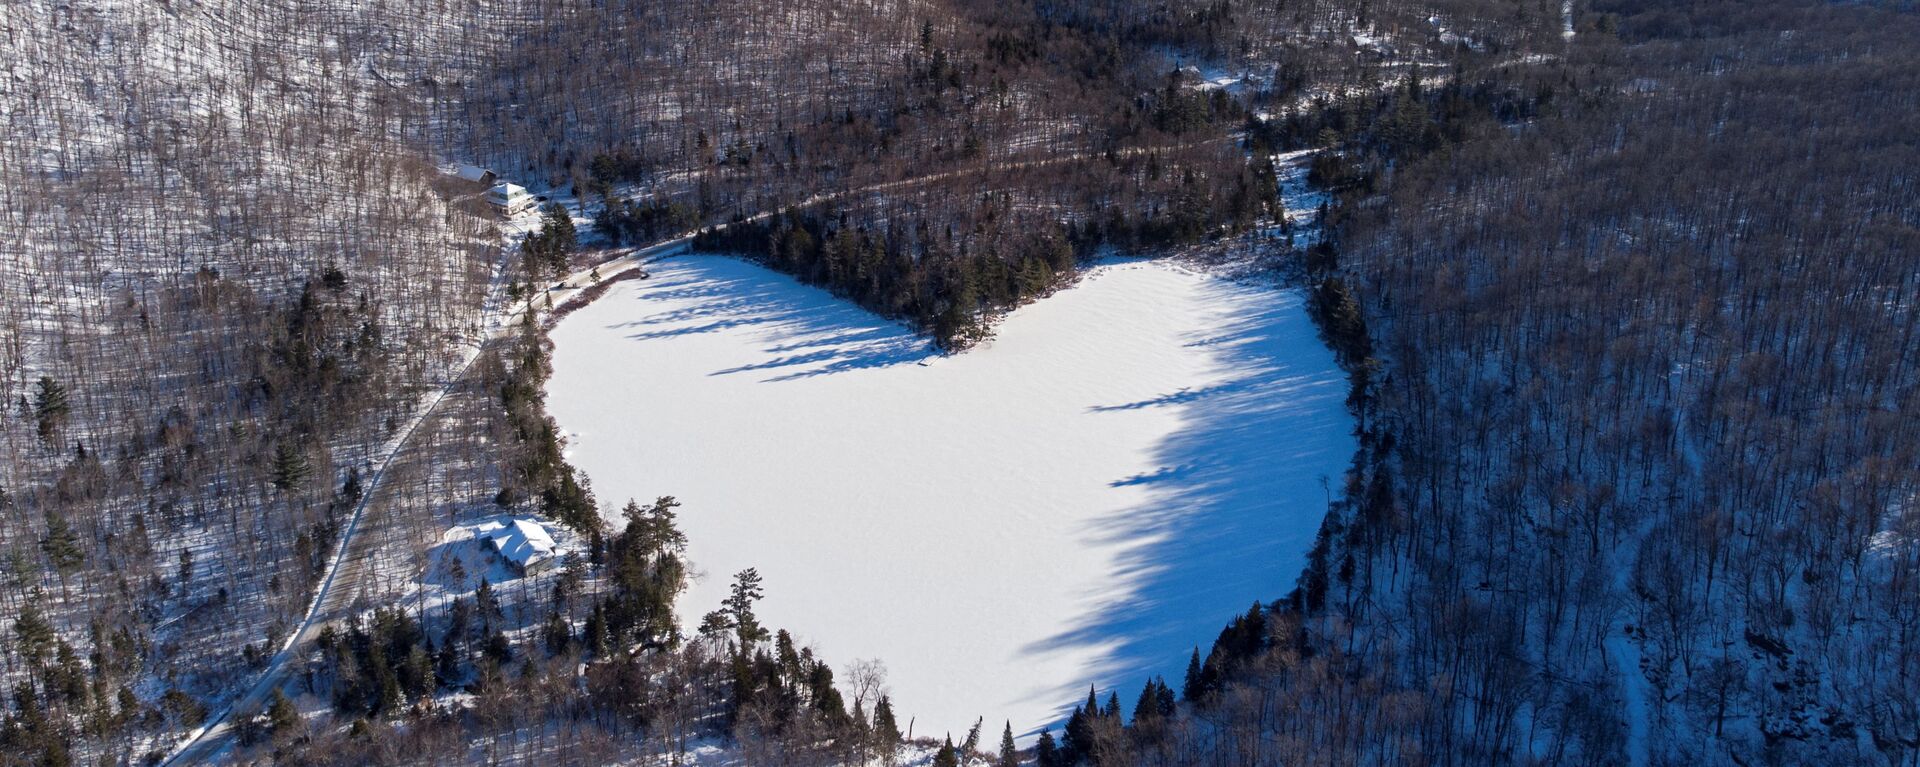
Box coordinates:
[485,182,536,215]
[479,518,562,575]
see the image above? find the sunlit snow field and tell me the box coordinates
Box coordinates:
[547,254,1353,741]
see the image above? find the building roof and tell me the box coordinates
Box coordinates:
[455,164,492,182]
[481,518,558,567]
[488,182,529,198]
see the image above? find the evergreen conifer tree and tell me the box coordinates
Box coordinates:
[267,688,301,736]
[850,699,872,753]
[52,640,86,703]
[933,736,959,767]
[1035,729,1062,767]
[873,694,903,749]
[32,376,69,444]
[1182,648,1203,700]
[1063,699,1093,763]
[341,467,363,505]
[961,716,984,755]
[271,442,311,492]
[724,568,769,646]
[543,611,572,656]
[809,663,848,724]
[475,580,503,630]
[14,597,55,666]
[998,720,1020,767]
[1133,680,1162,727]
[40,513,85,579]
[583,603,610,657]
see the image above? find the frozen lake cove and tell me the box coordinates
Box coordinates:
[547,254,1353,740]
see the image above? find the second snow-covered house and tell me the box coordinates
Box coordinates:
[454,163,496,185]
[477,518,563,575]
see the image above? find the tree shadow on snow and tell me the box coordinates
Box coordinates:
[605,255,927,380]
[1019,281,1355,735]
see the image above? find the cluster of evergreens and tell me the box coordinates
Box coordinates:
[583,497,687,653]
[517,205,577,285]
[1148,78,1242,137]
[689,147,1280,349]
[583,150,652,195]
[314,607,441,718]
[488,311,598,535]
[591,196,698,247]
[694,208,1084,349]
[1,599,148,766]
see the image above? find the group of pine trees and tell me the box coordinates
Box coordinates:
[516,204,578,287]
[693,208,1083,349]
[487,310,598,534]
[687,148,1279,350]
[2,598,147,767]
[301,496,688,730]
[583,497,689,653]
[592,196,698,247]
[313,606,443,720]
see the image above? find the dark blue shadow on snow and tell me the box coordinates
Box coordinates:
[602,254,928,381]
[1018,279,1355,737]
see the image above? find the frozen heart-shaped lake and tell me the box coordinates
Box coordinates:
[547,254,1352,740]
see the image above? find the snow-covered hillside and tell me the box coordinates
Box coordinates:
[547,255,1354,741]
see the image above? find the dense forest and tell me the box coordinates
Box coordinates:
[1063,1,1920,765]
[3,0,1914,764]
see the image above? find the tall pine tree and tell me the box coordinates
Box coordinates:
[873,694,903,750]
[1182,647,1203,701]
[724,568,769,646]
[40,513,85,580]
[933,736,959,767]
[271,442,311,492]
[32,376,69,444]
[1035,729,1063,767]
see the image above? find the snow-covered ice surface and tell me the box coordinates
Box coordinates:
[546,254,1354,741]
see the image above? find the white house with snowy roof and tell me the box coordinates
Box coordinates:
[484,182,536,215]
[476,518,564,575]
